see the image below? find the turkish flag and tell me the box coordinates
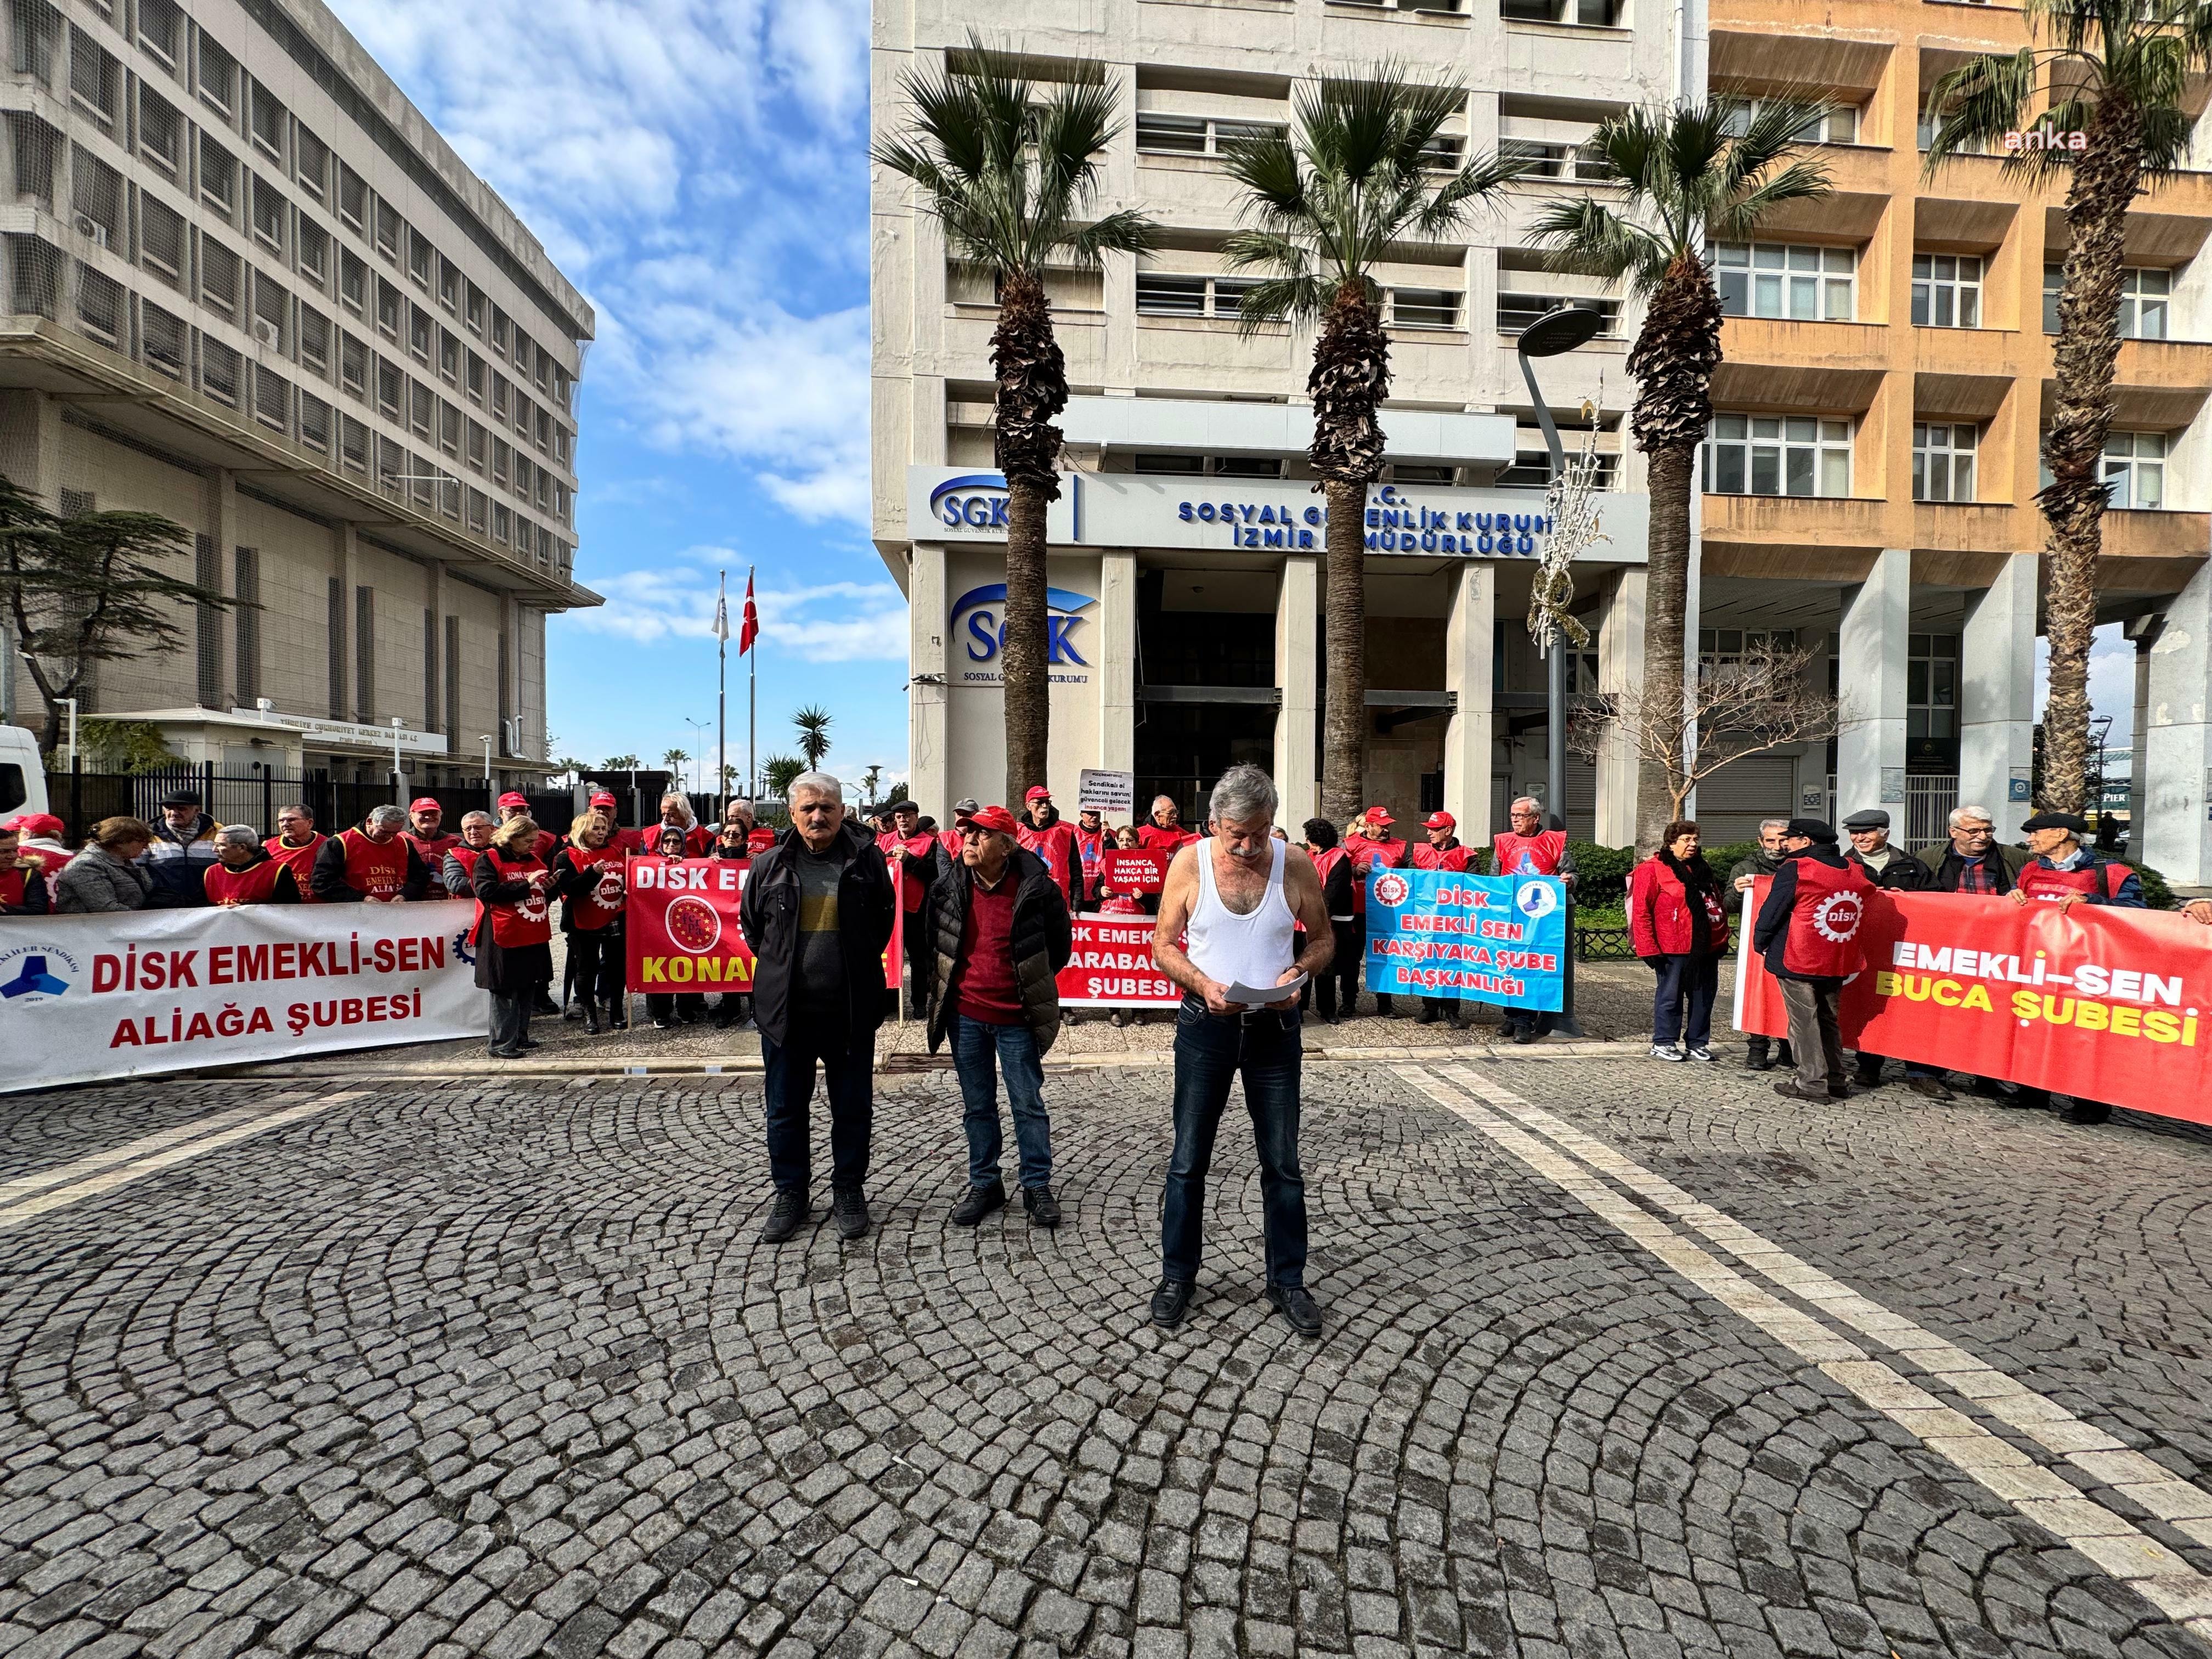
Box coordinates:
[739,570,759,654]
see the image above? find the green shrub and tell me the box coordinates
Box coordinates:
[2132,860,2176,911]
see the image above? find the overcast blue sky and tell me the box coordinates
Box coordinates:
[329,0,904,794]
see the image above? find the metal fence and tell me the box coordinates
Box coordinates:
[1906,775,1959,848]
[40,765,579,846]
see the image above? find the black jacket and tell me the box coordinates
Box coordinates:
[1752,845,1853,985]
[1912,840,2032,894]
[737,820,896,1049]
[922,847,1074,1057]
[311,832,433,902]
[1847,844,1931,892]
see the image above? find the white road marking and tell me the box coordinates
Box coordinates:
[1396,1063,2212,1647]
[0,1099,298,1205]
[0,1091,366,1231]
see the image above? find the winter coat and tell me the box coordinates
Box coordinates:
[1910,840,2033,894]
[1847,844,1933,891]
[141,811,219,908]
[1628,853,1731,958]
[922,847,1074,1057]
[736,820,896,1050]
[1752,846,1860,985]
[55,845,153,913]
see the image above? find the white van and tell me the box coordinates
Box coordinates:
[0,724,49,821]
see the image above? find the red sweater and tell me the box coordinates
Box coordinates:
[951,874,1023,1025]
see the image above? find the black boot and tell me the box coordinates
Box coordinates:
[1745,1038,1774,1073]
[584,1003,601,1035]
[951,1181,1006,1226]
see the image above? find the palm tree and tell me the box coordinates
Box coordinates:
[792,705,833,770]
[1927,0,2212,813]
[876,36,1158,802]
[1530,102,1830,851]
[763,754,805,802]
[1222,64,1523,821]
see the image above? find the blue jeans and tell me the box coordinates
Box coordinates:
[1652,953,1719,1049]
[1161,997,1307,1289]
[951,1014,1052,1189]
[762,1013,873,1195]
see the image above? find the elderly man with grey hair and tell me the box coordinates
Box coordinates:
[201,823,304,905]
[738,771,897,1245]
[1149,763,1335,1337]
[1728,819,1796,1073]
[311,804,433,903]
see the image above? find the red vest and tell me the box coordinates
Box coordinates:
[1781,857,1875,978]
[747,828,778,855]
[481,850,552,947]
[887,831,937,912]
[1493,830,1567,876]
[0,866,27,908]
[1019,820,1079,902]
[18,844,70,879]
[339,828,412,900]
[404,829,459,866]
[2015,856,2130,902]
[1310,845,1350,915]
[264,833,325,900]
[938,828,963,860]
[564,842,627,930]
[1137,823,1196,855]
[1412,840,1471,872]
[204,856,288,906]
[1074,826,1105,893]
[1348,836,1407,916]
[450,845,486,881]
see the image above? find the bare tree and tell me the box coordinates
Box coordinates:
[1569,639,1836,826]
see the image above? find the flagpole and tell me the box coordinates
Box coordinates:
[747,563,758,810]
[716,569,727,818]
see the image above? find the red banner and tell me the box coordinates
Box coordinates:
[1100,848,1171,895]
[1735,882,2212,1122]
[624,857,900,995]
[1057,917,1180,1008]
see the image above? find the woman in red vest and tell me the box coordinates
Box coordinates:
[472,816,555,1059]
[204,825,304,906]
[708,817,754,1030]
[1751,819,1874,1102]
[1490,795,1579,1043]
[1628,820,1730,1063]
[552,812,627,1034]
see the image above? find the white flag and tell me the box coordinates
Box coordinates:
[712,574,730,642]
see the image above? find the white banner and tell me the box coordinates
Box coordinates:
[0,900,488,1092]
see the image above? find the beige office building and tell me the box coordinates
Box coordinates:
[1,0,595,789]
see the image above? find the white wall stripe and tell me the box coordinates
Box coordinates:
[1394,1063,2212,1649]
[0,1092,366,1232]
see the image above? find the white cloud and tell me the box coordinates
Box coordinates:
[567,571,905,662]
[2034,623,2138,746]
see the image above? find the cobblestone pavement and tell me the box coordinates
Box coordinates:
[1,1054,2207,1659]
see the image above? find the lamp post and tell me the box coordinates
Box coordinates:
[479,734,494,785]
[389,716,407,796]
[685,719,712,797]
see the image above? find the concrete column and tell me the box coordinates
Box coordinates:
[424,559,445,742]
[1099,548,1137,775]
[1958,552,2038,842]
[2129,613,2162,833]
[1443,561,1497,847]
[1595,567,1646,847]
[1836,548,1910,823]
[2143,560,2212,887]
[908,541,949,815]
[205,467,237,709]
[1273,554,1318,825]
[336,522,361,724]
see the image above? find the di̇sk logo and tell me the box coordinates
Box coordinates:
[0,944,81,1004]
[951,584,1096,666]
[1371,871,1411,908]
[1813,890,1864,942]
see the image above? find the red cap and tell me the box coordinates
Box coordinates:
[1364,806,1395,827]
[960,804,1021,835]
[1424,811,1454,832]
[1023,785,1051,802]
[409,797,441,814]
[6,814,63,838]
[496,791,528,810]
[589,791,617,808]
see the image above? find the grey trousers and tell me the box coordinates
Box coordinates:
[1780,978,1843,1094]
[489,991,532,1054]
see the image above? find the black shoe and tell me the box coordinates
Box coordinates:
[2008,1089,2052,1110]
[2062,1100,2112,1125]
[561,1002,583,1022]
[515,1038,542,1052]
[1829,1082,1859,1099]
[1905,1075,1954,1101]
[531,995,560,1017]
[758,1189,808,1244]
[950,1181,1005,1226]
[1023,1186,1061,1228]
[1968,1076,2011,1099]
[1853,1067,1884,1089]
[1150,1277,1194,1328]
[584,1007,601,1035]
[652,1018,674,1030]
[1745,1049,1775,1072]
[487,1046,524,1060]
[1773,1080,1829,1102]
[832,1187,870,1240]
[1416,1005,1438,1025]
[1267,1285,1323,1337]
[1513,1027,1538,1046]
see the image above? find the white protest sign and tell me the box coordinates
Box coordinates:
[1079,769,1135,816]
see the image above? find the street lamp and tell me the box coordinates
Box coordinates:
[684,719,712,795]
[389,716,407,794]
[479,734,495,784]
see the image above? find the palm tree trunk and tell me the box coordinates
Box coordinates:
[1640,442,1694,852]
[2039,102,2143,814]
[1321,477,1367,822]
[1001,477,1051,803]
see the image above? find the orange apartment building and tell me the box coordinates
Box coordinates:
[1698,0,2212,882]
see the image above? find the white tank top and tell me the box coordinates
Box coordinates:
[1188,837,1297,990]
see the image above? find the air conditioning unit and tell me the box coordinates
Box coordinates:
[71,213,109,248]
[253,319,280,348]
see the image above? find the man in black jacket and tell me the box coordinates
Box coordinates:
[1752,819,1875,1103]
[738,772,896,1245]
[921,804,1075,1228]
[1841,809,1950,1099]
[1727,820,1793,1073]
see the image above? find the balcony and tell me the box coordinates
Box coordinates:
[1703,493,1887,546]
[1911,501,2019,552]
[2103,507,2212,563]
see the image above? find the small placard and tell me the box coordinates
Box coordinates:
[1079,768,1136,816]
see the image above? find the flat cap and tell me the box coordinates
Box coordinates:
[2020,810,2088,834]
[1841,809,1890,831]
[1786,817,1838,843]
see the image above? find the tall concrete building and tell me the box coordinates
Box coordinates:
[872,0,2212,881]
[1,0,595,792]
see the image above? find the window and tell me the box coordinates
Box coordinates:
[300,219,329,285]
[1498,449,1620,489]
[410,381,432,438]
[297,127,329,200]
[1502,0,1622,25]
[374,200,400,262]
[1912,422,1977,501]
[377,359,402,419]
[68,27,118,125]
[1135,273,1262,317]
[1499,138,1615,182]
[1713,242,1855,320]
[465,284,484,334]
[6,111,57,208]
[492,375,509,421]
[251,271,285,352]
[438,257,459,312]
[467,421,486,472]
[338,164,365,231]
[377,278,401,338]
[2042,264,2170,339]
[492,308,510,354]
[493,504,510,545]
[466,352,484,404]
[439,330,459,382]
[143,303,187,377]
[439,400,460,456]
[492,437,510,486]
[1911,255,1983,328]
[139,90,182,172]
[1497,294,1619,335]
[201,337,240,407]
[1389,288,1462,329]
[467,488,487,533]
[555,426,572,466]
[341,333,368,397]
[1917,110,1989,155]
[300,306,329,375]
[1134,113,1288,156]
[252,177,285,251]
[138,0,182,66]
[7,234,61,318]
[1700,629,1799,687]
[1719,100,1858,145]
[516,455,534,500]
[199,134,236,215]
[514,330,534,379]
[200,237,239,315]
[76,265,120,344]
[69,144,121,244]
[340,250,366,314]
[341,415,368,472]
[410,306,431,362]
[141,198,184,281]
[1133,454,1284,478]
[252,365,286,432]
[1908,634,1957,746]
[2102,431,2166,509]
[197,33,236,117]
[301,392,330,453]
[250,84,284,159]
[408,228,432,287]
[536,407,552,452]
[1703,414,1853,496]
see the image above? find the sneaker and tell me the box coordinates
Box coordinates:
[1684,1047,1717,1063]
[758,1189,808,1244]
[1649,1043,1686,1062]
[1023,1186,1061,1228]
[950,1181,1005,1227]
[1905,1075,1955,1101]
[1150,1277,1194,1328]
[1266,1285,1323,1337]
[831,1186,870,1240]
[652,1018,674,1030]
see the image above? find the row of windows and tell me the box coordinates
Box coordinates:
[1121,449,1623,490]
[1132,275,1620,335]
[1701,413,2171,508]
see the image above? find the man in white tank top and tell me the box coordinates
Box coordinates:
[1149,764,1335,1336]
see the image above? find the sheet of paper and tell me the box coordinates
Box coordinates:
[1226,973,1306,1007]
